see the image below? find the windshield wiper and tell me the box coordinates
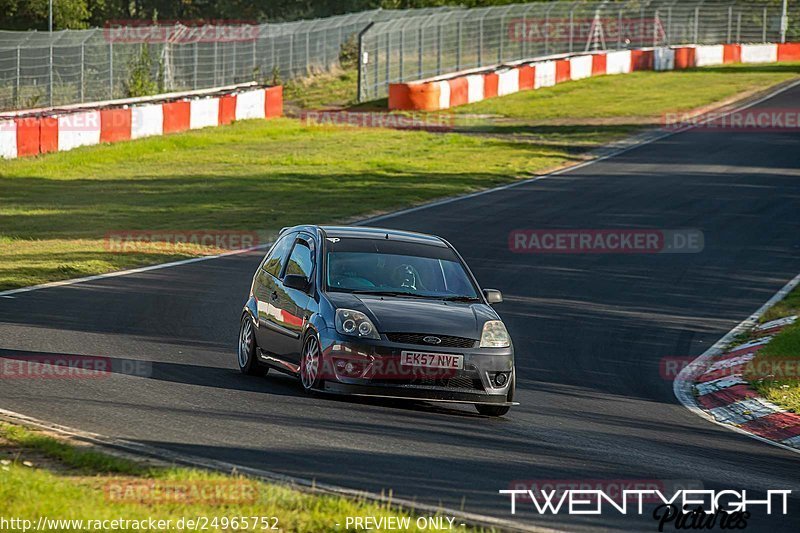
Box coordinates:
[440,295,480,302]
[350,290,430,298]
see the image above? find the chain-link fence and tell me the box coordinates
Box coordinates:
[359,0,799,102]
[0,6,462,112]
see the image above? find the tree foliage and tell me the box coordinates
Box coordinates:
[1,0,559,30]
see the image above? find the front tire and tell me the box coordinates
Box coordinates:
[238,314,266,376]
[476,371,514,417]
[300,334,323,392]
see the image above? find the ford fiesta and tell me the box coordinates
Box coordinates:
[237,225,516,416]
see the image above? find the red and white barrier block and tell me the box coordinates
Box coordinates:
[388,42,797,111]
[0,85,282,159]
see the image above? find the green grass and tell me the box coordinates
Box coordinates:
[0,422,480,533]
[0,117,596,291]
[456,63,800,121]
[284,69,359,110]
[747,285,800,413]
[761,283,800,323]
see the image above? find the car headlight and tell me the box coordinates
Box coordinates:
[335,309,380,340]
[479,320,511,348]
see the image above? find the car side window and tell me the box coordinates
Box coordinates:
[262,234,294,278]
[284,240,314,281]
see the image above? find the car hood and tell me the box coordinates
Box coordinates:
[326,292,499,338]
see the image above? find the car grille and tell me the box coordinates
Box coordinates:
[385,332,477,348]
[369,376,484,391]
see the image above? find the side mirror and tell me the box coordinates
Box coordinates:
[483,289,503,304]
[284,274,311,293]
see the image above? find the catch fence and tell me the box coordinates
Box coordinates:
[358,0,799,102]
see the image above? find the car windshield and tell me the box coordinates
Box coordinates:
[325,237,479,300]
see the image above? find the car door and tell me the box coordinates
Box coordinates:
[269,234,315,364]
[252,232,295,352]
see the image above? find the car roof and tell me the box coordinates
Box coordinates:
[281,225,448,247]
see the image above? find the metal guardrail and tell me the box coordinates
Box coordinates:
[0,7,461,111]
[358,0,799,102]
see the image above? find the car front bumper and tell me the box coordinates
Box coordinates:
[318,328,515,405]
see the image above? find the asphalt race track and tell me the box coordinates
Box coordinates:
[2,85,800,531]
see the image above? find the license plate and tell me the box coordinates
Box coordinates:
[400,351,463,370]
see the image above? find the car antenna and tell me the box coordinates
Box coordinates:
[385,233,389,239]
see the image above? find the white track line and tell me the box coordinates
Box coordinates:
[673,271,800,456]
[3,78,799,299]
[0,408,557,533]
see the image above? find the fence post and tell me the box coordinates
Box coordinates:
[763,7,768,42]
[418,27,423,78]
[737,12,742,43]
[232,41,238,82]
[569,8,574,53]
[617,9,622,49]
[456,20,462,70]
[80,42,85,102]
[640,5,645,48]
[49,44,53,106]
[356,22,374,102]
[667,7,672,46]
[437,24,442,74]
[478,16,484,66]
[653,10,659,48]
[15,45,20,107]
[546,10,552,53]
[727,6,733,44]
[289,33,294,78]
[109,40,113,99]
[193,42,198,89]
[694,7,700,44]
[385,31,390,85]
[500,13,505,62]
[270,33,275,76]
[305,32,310,74]
[782,0,788,43]
[213,41,219,86]
[399,27,405,80]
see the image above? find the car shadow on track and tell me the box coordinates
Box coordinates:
[0,348,489,419]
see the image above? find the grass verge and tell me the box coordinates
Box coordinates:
[284,68,359,110]
[746,285,800,413]
[0,118,601,291]
[455,63,800,122]
[0,421,480,532]
[1,63,799,291]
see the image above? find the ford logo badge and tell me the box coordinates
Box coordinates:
[423,336,442,345]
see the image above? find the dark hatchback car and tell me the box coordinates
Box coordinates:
[237,225,516,416]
